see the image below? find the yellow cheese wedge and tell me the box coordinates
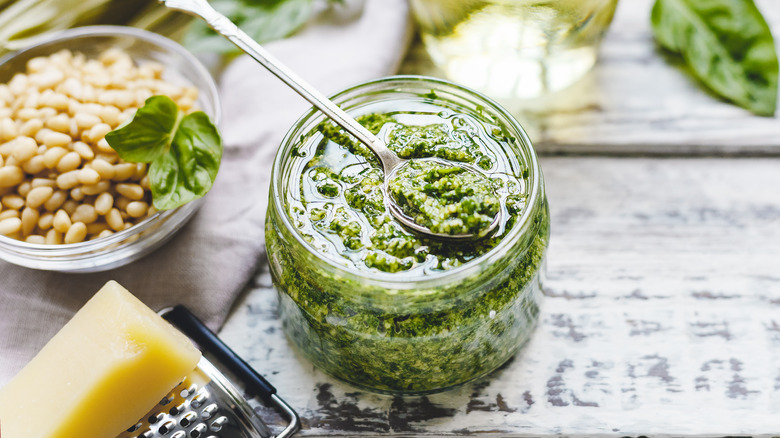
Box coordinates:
[0,281,201,438]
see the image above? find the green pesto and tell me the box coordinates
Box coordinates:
[388,159,500,236]
[267,104,548,394]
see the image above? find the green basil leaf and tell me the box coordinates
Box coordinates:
[651,0,778,116]
[104,96,181,162]
[149,111,222,210]
[183,0,314,55]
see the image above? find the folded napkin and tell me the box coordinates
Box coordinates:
[0,0,411,385]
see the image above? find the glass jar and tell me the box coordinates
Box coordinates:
[266,76,549,394]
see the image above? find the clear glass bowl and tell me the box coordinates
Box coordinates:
[266,76,549,394]
[0,26,221,272]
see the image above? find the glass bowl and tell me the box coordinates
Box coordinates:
[0,26,221,272]
[266,76,549,394]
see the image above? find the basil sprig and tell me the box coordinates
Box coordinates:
[105,96,222,210]
[651,0,778,116]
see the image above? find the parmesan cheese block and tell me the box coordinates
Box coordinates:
[0,281,201,438]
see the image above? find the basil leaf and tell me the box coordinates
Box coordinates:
[651,0,778,116]
[149,112,222,210]
[183,0,314,55]
[104,96,180,162]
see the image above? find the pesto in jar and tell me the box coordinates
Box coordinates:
[388,159,500,236]
[266,82,548,394]
[290,110,528,274]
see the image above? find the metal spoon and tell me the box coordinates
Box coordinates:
[161,0,500,240]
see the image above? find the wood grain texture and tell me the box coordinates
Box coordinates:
[400,0,780,155]
[221,157,780,436]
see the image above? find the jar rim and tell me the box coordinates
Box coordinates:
[271,75,543,289]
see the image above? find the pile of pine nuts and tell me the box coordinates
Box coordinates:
[0,48,198,244]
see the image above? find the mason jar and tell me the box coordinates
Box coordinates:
[265,76,549,394]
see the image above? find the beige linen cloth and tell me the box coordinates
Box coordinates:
[0,0,411,385]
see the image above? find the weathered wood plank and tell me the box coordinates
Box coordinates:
[221,157,780,436]
[400,0,780,155]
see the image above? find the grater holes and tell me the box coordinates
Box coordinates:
[148,413,165,424]
[137,431,154,438]
[200,403,218,420]
[180,412,197,428]
[169,402,187,416]
[126,422,142,433]
[171,431,187,438]
[210,416,228,432]
[160,395,175,406]
[190,392,208,409]
[181,383,199,398]
[189,424,207,437]
[158,420,176,435]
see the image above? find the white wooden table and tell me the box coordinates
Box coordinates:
[220,0,780,435]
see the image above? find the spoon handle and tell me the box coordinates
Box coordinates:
[161,0,402,171]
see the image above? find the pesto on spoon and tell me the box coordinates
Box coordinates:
[161,0,501,240]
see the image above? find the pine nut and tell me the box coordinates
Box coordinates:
[45,228,62,244]
[21,155,46,174]
[114,196,130,211]
[90,158,115,179]
[116,183,144,201]
[42,131,71,148]
[43,146,68,168]
[26,186,53,208]
[31,178,55,188]
[56,170,80,190]
[97,229,113,239]
[87,123,111,142]
[96,138,114,153]
[99,105,120,127]
[73,112,101,130]
[0,118,18,141]
[94,192,113,215]
[62,199,78,215]
[0,217,22,235]
[17,181,31,198]
[11,137,37,162]
[43,190,67,211]
[126,201,148,218]
[38,212,54,230]
[0,166,24,188]
[133,162,147,180]
[52,209,71,233]
[72,141,95,160]
[56,151,81,173]
[69,187,84,201]
[71,204,97,224]
[21,207,39,235]
[80,180,110,195]
[64,221,86,243]
[34,128,54,145]
[0,209,18,220]
[77,168,100,185]
[45,113,70,133]
[106,208,123,231]
[112,163,135,181]
[25,234,45,244]
[2,194,24,210]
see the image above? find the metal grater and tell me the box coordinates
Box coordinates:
[117,306,300,438]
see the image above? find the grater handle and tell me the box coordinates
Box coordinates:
[162,305,278,403]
